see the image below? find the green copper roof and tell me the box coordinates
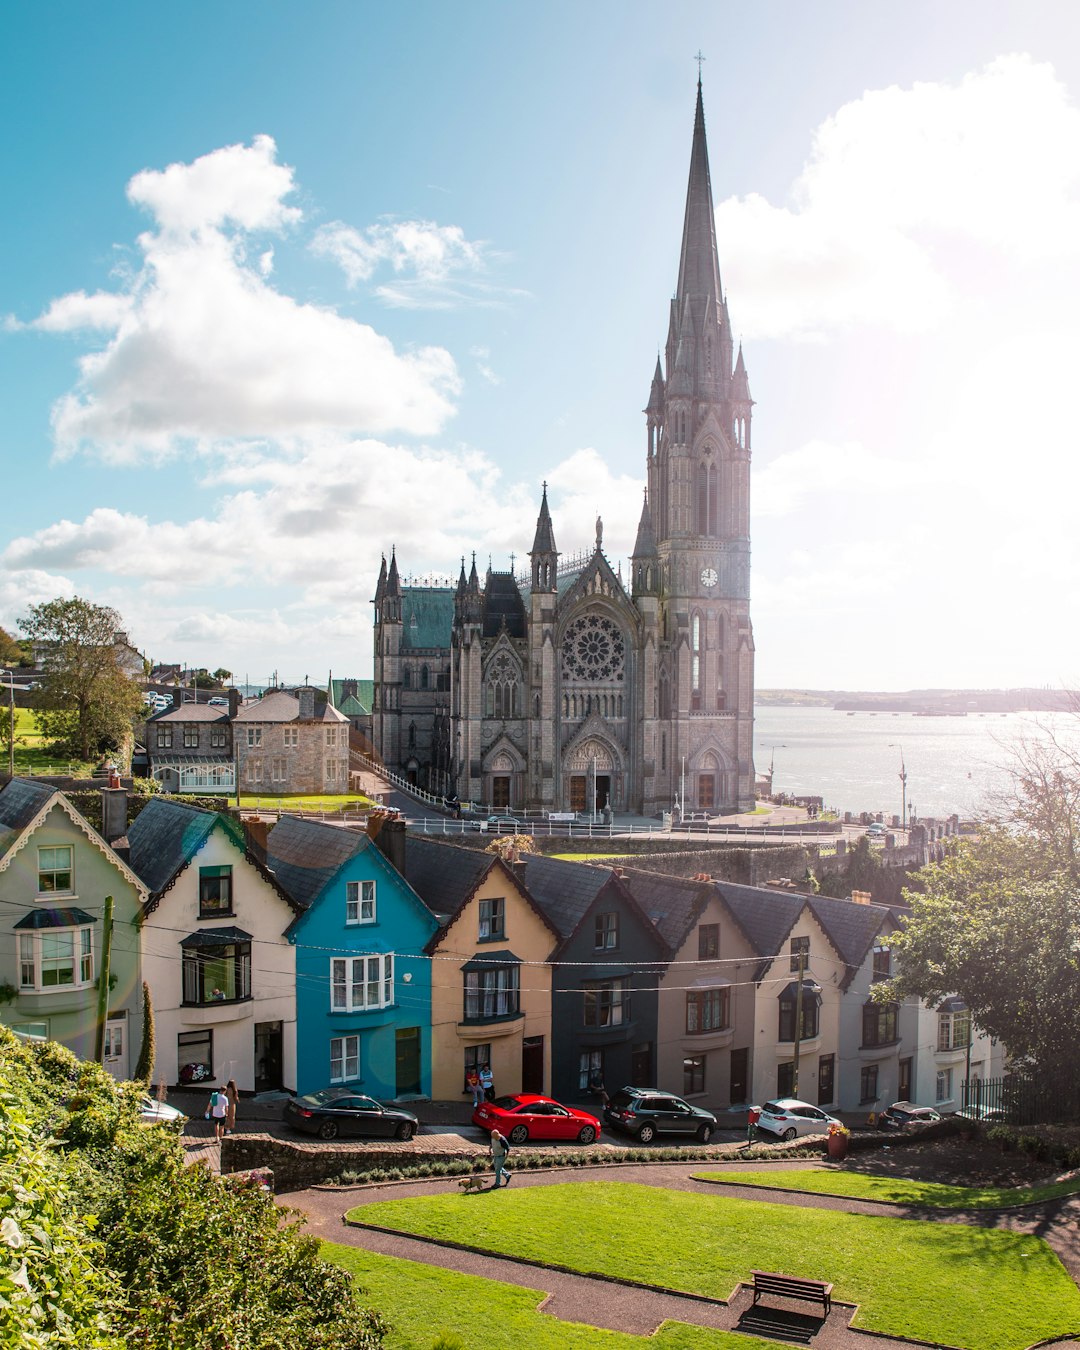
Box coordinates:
[401,587,454,651]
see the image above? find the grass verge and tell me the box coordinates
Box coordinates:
[349,1182,1080,1350]
[693,1166,1080,1209]
[323,1242,776,1350]
[235,792,374,810]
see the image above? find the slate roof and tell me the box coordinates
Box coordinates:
[481,573,526,640]
[232,690,347,724]
[147,704,228,723]
[329,678,373,716]
[401,587,454,651]
[404,836,494,924]
[0,779,55,862]
[265,816,369,911]
[615,867,713,954]
[807,893,896,990]
[716,882,807,968]
[514,854,612,940]
[126,797,220,896]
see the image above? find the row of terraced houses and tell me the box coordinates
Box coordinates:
[0,777,1001,1114]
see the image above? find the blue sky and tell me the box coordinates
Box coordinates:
[3,1,1079,690]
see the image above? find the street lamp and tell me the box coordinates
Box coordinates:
[889,743,908,830]
[764,743,787,796]
[0,670,14,780]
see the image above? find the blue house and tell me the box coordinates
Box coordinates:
[265,816,439,1100]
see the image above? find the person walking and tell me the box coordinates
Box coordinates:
[490,1129,511,1187]
[209,1087,228,1141]
[479,1063,495,1102]
[466,1066,484,1108]
[224,1079,239,1136]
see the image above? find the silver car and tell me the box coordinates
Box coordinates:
[757,1097,842,1141]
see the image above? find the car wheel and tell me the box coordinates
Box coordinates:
[395,1121,415,1141]
[781,1127,797,1141]
[577,1125,597,1144]
[318,1119,339,1140]
[637,1123,656,1144]
[696,1124,713,1144]
[509,1125,529,1145]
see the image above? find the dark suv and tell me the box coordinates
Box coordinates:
[603,1087,718,1144]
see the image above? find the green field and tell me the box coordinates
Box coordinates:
[324,1244,777,1350]
[235,792,374,810]
[348,1182,1080,1349]
[695,1167,1080,1209]
[8,707,95,776]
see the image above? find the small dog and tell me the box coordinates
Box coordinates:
[457,1174,488,1194]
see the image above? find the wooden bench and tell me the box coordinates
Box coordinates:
[751,1270,833,1316]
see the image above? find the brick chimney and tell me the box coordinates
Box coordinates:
[367,812,406,876]
[228,688,241,719]
[298,687,316,720]
[241,815,270,863]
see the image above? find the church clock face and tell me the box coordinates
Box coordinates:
[700,567,719,588]
[561,614,625,681]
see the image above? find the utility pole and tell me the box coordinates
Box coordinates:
[792,947,806,1097]
[93,895,115,1063]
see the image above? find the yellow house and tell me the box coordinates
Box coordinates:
[404,838,559,1103]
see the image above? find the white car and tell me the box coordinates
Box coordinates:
[757,1098,842,1141]
[139,1096,188,1130]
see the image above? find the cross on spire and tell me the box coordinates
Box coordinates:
[695,49,705,82]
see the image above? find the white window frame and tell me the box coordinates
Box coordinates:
[18,926,94,992]
[330,954,393,1011]
[345,880,376,925]
[271,757,287,783]
[37,846,74,895]
[246,727,262,747]
[330,1034,360,1084]
[936,1067,953,1102]
[938,1009,971,1051]
[283,726,299,748]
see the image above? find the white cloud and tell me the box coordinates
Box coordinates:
[719,55,1080,339]
[21,137,461,461]
[753,439,910,518]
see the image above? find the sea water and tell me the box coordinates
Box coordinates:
[753,706,1074,820]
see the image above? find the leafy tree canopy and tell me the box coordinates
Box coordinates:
[885,725,1080,1095]
[0,624,24,666]
[19,597,144,761]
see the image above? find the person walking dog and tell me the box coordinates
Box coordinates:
[490,1129,512,1187]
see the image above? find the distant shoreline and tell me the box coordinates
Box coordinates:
[755,688,1076,714]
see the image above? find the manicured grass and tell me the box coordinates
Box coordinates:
[694,1167,1080,1209]
[551,852,630,861]
[10,707,95,776]
[350,1182,1080,1350]
[234,792,374,810]
[323,1242,776,1350]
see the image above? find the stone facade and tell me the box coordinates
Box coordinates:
[372,80,755,815]
[233,688,349,795]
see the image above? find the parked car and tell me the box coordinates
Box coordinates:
[603,1087,718,1144]
[476,814,525,833]
[756,1098,842,1141]
[282,1087,419,1141]
[867,822,886,836]
[139,1096,187,1130]
[877,1101,942,1130]
[208,695,229,706]
[953,1104,1006,1123]
[143,692,170,712]
[473,1094,601,1145]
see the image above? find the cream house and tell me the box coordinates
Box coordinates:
[127,799,300,1094]
[404,837,559,1102]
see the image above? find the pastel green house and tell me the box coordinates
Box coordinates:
[0,779,147,1077]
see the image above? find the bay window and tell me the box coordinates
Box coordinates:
[331,954,393,1012]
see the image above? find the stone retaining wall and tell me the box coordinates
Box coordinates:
[220,1133,478,1191]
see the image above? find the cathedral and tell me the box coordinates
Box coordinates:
[372,80,755,816]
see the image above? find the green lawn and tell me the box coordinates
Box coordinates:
[9,707,95,776]
[694,1167,1080,1209]
[349,1182,1080,1350]
[234,792,374,810]
[551,852,631,861]
[323,1243,777,1350]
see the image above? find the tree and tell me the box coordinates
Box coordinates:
[884,724,1080,1096]
[212,667,233,684]
[133,981,155,1086]
[817,835,880,898]
[19,598,145,761]
[0,623,22,666]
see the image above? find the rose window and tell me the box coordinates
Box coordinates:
[561,615,625,682]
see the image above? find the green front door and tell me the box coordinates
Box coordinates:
[395,1027,421,1097]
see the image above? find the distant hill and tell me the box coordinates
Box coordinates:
[756,688,1078,713]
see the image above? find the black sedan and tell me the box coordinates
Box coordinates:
[283,1087,419,1141]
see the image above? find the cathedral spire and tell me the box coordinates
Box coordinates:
[674,79,723,318]
[529,482,559,592]
[632,489,657,559]
[732,342,751,403]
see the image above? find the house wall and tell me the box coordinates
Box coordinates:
[0,802,144,1078]
[235,718,349,794]
[749,911,842,1107]
[548,880,664,1103]
[140,826,297,1093]
[833,922,916,1113]
[290,845,437,1100]
[910,1004,1004,1113]
[655,894,758,1110]
[428,868,554,1102]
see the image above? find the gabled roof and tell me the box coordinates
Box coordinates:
[232,690,347,724]
[716,881,807,969]
[482,573,526,640]
[513,854,612,939]
[127,797,298,914]
[147,704,229,723]
[807,893,898,991]
[401,587,454,651]
[615,867,716,954]
[265,815,369,911]
[400,837,561,953]
[329,678,373,716]
[0,778,147,896]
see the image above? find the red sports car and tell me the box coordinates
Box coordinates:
[472,1094,601,1145]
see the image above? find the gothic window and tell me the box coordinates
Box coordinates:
[485,652,519,721]
[691,615,702,711]
[421,665,429,690]
[534,693,540,718]
[561,614,625,682]
[403,667,412,689]
[696,460,718,535]
[408,722,416,750]
[716,653,725,710]
[659,672,671,720]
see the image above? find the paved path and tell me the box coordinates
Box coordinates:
[282,1159,1080,1346]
